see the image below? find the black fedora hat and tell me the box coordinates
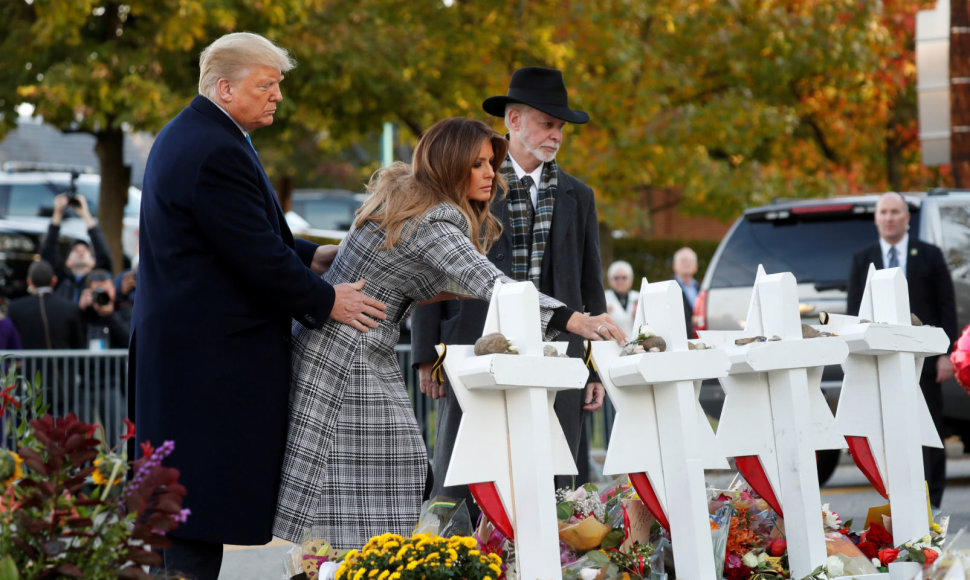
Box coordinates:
[482,67,590,124]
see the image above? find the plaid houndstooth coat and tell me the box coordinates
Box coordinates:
[273,202,565,548]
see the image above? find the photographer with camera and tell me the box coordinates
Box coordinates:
[41,192,113,304]
[79,269,129,350]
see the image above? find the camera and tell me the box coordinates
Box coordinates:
[67,194,82,208]
[92,288,112,307]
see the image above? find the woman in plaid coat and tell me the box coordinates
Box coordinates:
[273,117,622,548]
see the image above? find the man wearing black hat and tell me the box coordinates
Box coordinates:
[41,193,113,304]
[411,66,611,513]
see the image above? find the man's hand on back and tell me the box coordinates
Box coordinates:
[330,279,387,332]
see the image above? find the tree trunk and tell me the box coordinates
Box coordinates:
[951,0,970,186]
[94,128,130,274]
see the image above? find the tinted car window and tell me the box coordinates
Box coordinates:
[710,211,916,289]
[290,197,361,230]
[940,204,970,280]
[0,182,100,218]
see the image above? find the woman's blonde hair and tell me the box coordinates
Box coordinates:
[355,117,508,254]
[198,32,295,100]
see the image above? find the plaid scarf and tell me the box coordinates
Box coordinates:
[502,157,558,286]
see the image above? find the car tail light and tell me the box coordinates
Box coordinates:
[692,290,708,336]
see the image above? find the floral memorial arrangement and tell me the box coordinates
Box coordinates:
[0,376,186,579]
[335,533,503,580]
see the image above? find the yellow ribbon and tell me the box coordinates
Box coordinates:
[583,340,597,372]
[431,343,446,382]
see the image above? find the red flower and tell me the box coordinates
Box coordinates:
[878,548,900,565]
[140,441,155,458]
[768,538,787,557]
[923,549,939,567]
[863,523,893,548]
[0,384,20,414]
[857,541,879,559]
[120,418,136,441]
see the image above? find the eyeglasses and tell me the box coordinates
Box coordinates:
[611,275,630,280]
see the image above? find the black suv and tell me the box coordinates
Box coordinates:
[694,191,970,484]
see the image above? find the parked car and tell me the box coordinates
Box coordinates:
[693,190,970,484]
[0,163,141,297]
[285,189,368,240]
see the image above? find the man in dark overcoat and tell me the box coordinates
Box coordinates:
[846,192,957,511]
[132,32,385,579]
[410,67,609,518]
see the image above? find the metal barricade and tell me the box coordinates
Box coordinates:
[0,345,613,461]
[0,349,129,450]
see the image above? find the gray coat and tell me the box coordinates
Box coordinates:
[410,162,605,506]
[273,203,564,548]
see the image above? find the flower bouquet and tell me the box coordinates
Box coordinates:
[335,533,503,580]
[0,374,186,579]
[708,484,787,580]
[558,480,667,580]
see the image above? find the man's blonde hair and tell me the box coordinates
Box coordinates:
[198,32,295,100]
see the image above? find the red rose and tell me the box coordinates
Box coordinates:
[857,541,879,559]
[878,548,900,565]
[864,523,893,548]
[768,538,787,557]
[923,549,939,567]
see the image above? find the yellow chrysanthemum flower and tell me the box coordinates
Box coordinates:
[353,568,366,580]
[0,450,23,488]
[460,536,477,549]
[91,457,125,486]
[489,564,502,576]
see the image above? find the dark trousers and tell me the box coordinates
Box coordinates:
[161,535,223,580]
[921,359,947,508]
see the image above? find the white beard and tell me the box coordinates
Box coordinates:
[525,140,559,163]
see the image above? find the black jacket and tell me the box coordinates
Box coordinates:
[8,292,84,350]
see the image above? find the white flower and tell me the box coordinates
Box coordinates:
[821,503,842,531]
[742,552,760,568]
[318,562,340,580]
[564,486,588,502]
[579,568,599,580]
[826,555,845,577]
[637,325,656,339]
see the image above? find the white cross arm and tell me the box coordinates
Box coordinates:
[608,349,729,386]
[740,339,848,372]
[456,354,588,391]
[838,323,949,357]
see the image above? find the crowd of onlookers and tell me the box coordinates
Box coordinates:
[0,192,134,352]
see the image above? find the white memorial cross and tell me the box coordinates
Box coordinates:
[699,267,848,579]
[825,265,946,545]
[591,278,730,580]
[438,281,588,580]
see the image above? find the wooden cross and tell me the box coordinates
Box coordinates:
[824,265,946,545]
[699,266,848,579]
[591,277,730,580]
[439,281,588,580]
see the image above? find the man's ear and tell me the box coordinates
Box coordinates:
[50,275,57,287]
[217,78,233,103]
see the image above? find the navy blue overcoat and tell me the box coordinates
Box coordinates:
[131,95,335,544]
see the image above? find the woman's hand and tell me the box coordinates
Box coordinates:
[566,312,626,343]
